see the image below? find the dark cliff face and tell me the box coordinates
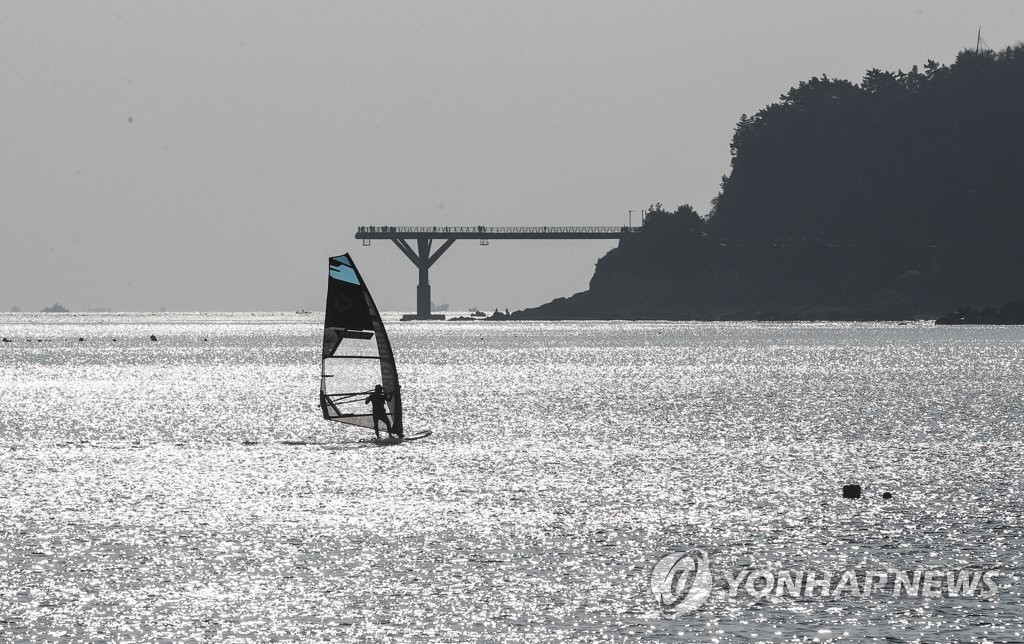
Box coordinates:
[516,208,1024,321]
[516,47,1024,321]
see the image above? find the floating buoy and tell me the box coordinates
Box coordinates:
[842,484,862,499]
[1,337,8,343]
[78,337,84,342]
[881,491,893,499]
[150,335,157,341]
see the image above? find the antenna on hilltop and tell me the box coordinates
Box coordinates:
[976,27,992,54]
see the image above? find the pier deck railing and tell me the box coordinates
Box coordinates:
[355,225,639,239]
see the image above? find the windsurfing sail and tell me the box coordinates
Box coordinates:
[319,254,403,433]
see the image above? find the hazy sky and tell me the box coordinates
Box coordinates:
[2,2,1021,312]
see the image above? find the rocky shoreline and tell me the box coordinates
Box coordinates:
[935,301,1024,325]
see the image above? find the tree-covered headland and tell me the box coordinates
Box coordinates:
[520,45,1024,320]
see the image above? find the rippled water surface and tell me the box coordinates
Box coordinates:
[1,313,1022,642]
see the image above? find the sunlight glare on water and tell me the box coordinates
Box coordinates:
[1,313,1022,641]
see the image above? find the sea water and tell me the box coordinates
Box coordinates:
[1,313,1022,642]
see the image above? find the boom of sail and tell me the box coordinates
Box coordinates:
[319,254,402,433]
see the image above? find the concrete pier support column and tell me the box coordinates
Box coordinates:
[416,238,432,318]
[392,237,457,319]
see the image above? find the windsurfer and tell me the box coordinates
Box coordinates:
[365,384,398,439]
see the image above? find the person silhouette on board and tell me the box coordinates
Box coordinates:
[365,384,398,439]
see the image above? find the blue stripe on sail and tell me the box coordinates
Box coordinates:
[329,264,360,285]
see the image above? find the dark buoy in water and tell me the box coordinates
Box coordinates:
[881,491,893,499]
[203,338,208,342]
[79,337,84,342]
[842,484,862,499]
[150,335,157,341]
[1,337,8,343]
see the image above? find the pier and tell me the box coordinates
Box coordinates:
[355,226,639,319]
